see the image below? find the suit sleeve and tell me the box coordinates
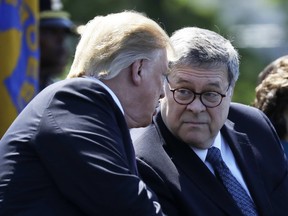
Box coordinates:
[136,158,180,216]
[34,84,164,216]
[132,125,181,216]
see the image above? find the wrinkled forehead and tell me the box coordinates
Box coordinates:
[169,62,229,79]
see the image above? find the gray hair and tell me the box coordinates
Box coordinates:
[169,27,239,87]
[67,10,173,79]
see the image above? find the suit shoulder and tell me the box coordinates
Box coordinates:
[131,124,164,153]
[228,102,267,123]
[131,124,172,169]
[229,102,261,114]
[130,125,180,184]
[228,102,278,140]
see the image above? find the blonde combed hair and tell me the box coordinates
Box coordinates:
[67,11,173,79]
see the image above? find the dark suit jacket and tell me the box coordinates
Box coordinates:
[131,103,288,216]
[0,78,163,216]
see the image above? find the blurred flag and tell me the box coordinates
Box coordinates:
[0,0,39,137]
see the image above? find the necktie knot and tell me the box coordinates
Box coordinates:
[206,146,223,166]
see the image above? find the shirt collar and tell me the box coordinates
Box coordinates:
[191,132,222,162]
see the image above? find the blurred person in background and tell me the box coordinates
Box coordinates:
[131,27,288,216]
[253,55,288,157]
[39,0,77,90]
[0,10,173,216]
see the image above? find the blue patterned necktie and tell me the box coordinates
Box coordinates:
[206,147,258,216]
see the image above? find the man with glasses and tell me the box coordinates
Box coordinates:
[131,27,288,216]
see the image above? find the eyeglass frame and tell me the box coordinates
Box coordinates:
[165,77,230,108]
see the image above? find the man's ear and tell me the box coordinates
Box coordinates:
[130,59,143,86]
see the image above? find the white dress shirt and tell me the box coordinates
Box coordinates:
[191,132,252,198]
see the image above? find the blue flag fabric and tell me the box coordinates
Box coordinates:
[0,0,39,137]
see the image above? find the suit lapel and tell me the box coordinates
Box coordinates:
[155,115,244,216]
[221,120,273,216]
[165,139,245,216]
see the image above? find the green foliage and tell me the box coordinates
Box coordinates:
[233,49,267,105]
[63,0,221,35]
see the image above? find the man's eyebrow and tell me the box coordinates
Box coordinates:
[171,77,190,84]
[205,82,222,88]
[175,79,223,89]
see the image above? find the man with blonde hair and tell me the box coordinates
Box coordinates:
[0,11,173,215]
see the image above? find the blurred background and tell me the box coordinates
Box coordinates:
[62,0,288,105]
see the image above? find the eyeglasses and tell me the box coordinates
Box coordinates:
[166,77,230,108]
